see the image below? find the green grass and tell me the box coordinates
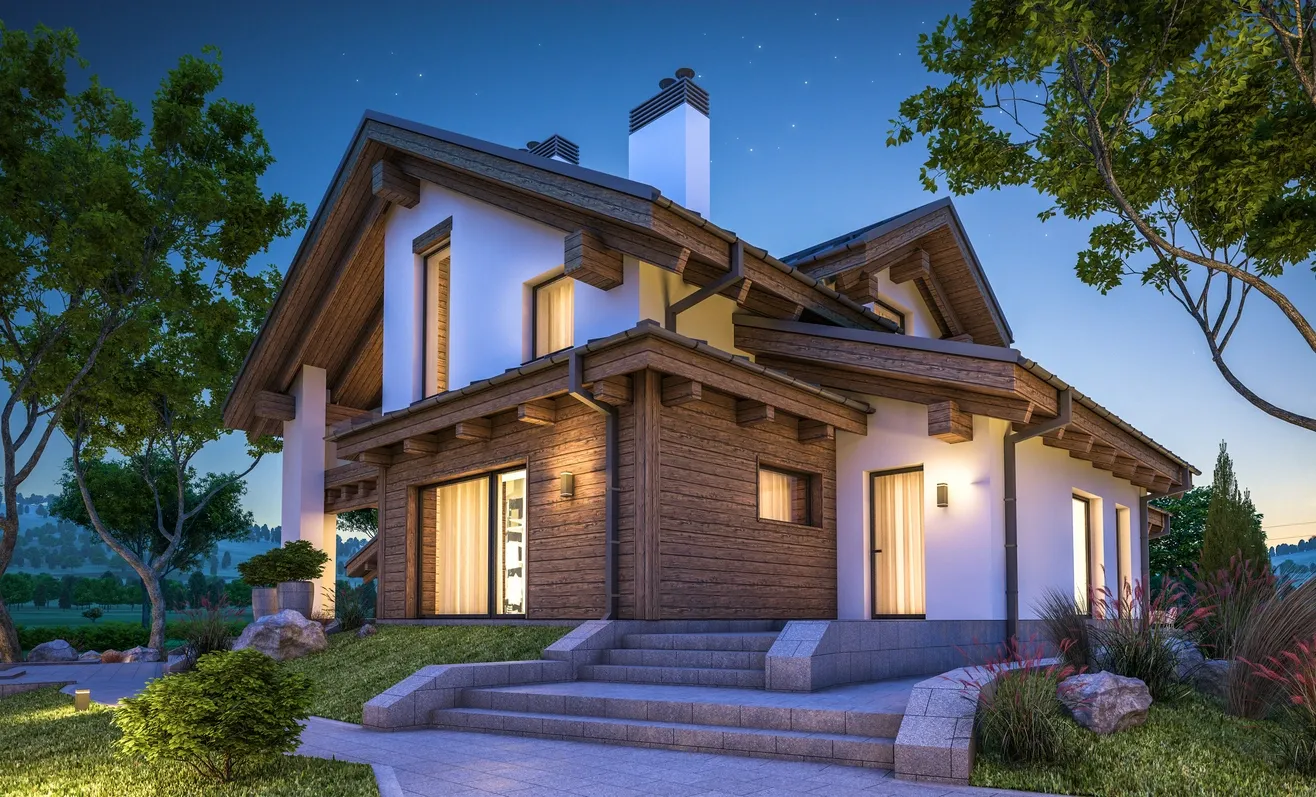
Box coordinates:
[283,624,572,723]
[973,696,1316,797]
[12,605,253,628]
[0,687,377,797]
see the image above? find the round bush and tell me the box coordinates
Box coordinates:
[114,648,312,782]
[237,540,329,587]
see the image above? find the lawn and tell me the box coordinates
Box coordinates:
[284,624,572,723]
[973,696,1316,797]
[0,687,376,797]
[12,605,253,628]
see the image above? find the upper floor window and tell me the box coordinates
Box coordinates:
[533,275,573,358]
[423,247,450,397]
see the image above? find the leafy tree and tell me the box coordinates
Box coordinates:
[1200,441,1267,571]
[82,607,103,623]
[187,571,208,609]
[224,578,252,607]
[1150,486,1212,586]
[336,508,377,540]
[889,1,1316,431]
[31,573,56,608]
[57,575,74,609]
[0,573,33,607]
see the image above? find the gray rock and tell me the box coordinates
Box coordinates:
[357,623,377,639]
[77,651,102,662]
[232,609,328,661]
[122,646,161,663]
[1057,671,1152,735]
[324,620,342,635]
[1165,637,1205,681]
[27,640,77,663]
[1190,659,1231,701]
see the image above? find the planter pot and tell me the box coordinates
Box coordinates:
[251,587,279,620]
[277,581,314,619]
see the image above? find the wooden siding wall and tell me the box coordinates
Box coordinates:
[657,386,838,619]
[377,397,613,620]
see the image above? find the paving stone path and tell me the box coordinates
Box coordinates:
[0,662,164,704]
[298,717,1059,797]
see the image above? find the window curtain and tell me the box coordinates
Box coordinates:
[872,470,925,616]
[759,469,793,522]
[535,277,573,357]
[437,478,489,615]
[1072,497,1091,614]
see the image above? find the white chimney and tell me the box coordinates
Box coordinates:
[628,68,710,217]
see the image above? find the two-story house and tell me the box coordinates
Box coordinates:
[223,70,1191,644]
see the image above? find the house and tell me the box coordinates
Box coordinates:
[223,70,1194,643]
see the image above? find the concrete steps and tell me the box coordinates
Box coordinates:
[620,632,779,652]
[605,647,768,669]
[578,663,765,688]
[575,631,776,690]
[432,707,894,767]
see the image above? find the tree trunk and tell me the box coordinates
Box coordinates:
[0,514,20,663]
[140,577,149,628]
[144,574,168,653]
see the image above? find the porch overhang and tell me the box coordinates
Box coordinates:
[344,537,378,583]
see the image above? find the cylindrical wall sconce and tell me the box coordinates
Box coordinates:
[74,689,91,711]
[559,471,575,499]
[936,483,949,508]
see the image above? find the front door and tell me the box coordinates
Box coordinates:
[429,467,528,617]
[870,467,926,618]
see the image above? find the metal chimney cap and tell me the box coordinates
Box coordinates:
[526,141,540,149]
[675,67,695,80]
[659,77,676,89]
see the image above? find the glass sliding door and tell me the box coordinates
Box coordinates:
[870,467,926,618]
[496,470,527,615]
[428,467,528,617]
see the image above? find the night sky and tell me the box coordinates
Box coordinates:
[4,1,1313,545]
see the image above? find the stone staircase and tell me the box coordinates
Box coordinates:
[425,624,906,769]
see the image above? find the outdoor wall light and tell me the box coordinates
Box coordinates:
[74,689,91,712]
[936,483,949,508]
[559,471,575,499]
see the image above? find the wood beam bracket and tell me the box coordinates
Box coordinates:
[590,375,632,407]
[660,377,702,407]
[454,417,493,441]
[736,400,776,427]
[517,399,557,426]
[400,435,442,456]
[372,160,420,208]
[889,248,930,284]
[928,400,973,443]
[798,419,835,444]
[254,390,296,422]
[565,229,624,291]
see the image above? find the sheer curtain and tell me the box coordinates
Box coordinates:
[535,277,573,357]
[423,249,449,396]
[1072,497,1091,614]
[872,470,925,616]
[759,469,793,522]
[437,478,489,615]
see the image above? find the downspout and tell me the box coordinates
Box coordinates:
[664,239,745,331]
[1004,388,1073,644]
[568,348,620,620]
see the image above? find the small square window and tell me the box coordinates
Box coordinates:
[533,276,573,358]
[758,466,811,524]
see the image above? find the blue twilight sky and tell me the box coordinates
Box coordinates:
[3,1,1314,543]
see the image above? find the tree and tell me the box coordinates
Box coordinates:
[889,1,1316,431]
[220,550,231,570]
[57,575,74,609]
[0,573,33,608]
[336,509,377,540]
[1200,441,1267,571]
[187,571,207,609]
[31,573,56,608]
[1149,486,1212,587]
[0,25,302,661]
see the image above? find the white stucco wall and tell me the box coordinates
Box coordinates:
[873,269,940,339]
[1015,436,1144,619]
[637,262,748,356]
[382,182,642,410]
[836,397,1008,621]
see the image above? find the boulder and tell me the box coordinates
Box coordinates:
[357,623,377,639]
[1165,637,1205,681]
[232,609,328,661]
[122,646,161,663]
[26,640,77,663]
[1057,671,1152,735]
[1190,659,1231,701]
[77,651,102,662]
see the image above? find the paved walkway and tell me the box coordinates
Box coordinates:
[298,717,1055,797]
[0,662,164,705]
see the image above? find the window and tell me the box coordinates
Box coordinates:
[1073,495,1093,616]
[870,299,906,332]
[533,275,573,358]
[870,467,926,617]
[423,248,450,397]
[426,467,528,617]
[1116,505,1132,613]
[758,466,811,524]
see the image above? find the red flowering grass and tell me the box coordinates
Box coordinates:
[968,636,1083,764]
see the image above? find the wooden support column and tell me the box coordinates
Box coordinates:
[633,370,662,619]
[928,400,973,443]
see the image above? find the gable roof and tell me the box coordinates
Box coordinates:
[782,198,1015,347]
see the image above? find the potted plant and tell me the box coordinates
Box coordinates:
[238,541,328,619]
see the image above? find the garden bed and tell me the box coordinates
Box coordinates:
[0,687,376,796]
[282,624,571,723]
[973,695,1316,797]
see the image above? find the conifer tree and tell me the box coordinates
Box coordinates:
[1200,442,1267,572]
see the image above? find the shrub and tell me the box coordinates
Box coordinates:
[972,638,1080,764]
[177,596,243,660]
[82,607,103,623]
[1230,576,1316,719]
[19,622,147,653]
[1035,587,1093,672]
[237,540,329,587]
[329,581,372,632]
[1188,556,1275,659]
[1245,635,1316,772]
[1094,579,1204,702]
[115,648,312,782]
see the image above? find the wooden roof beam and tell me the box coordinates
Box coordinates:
[1043,428,1094,454]
[400,434,442,456]
[798,419,835,444]
[516,399,557,426]
[660,377,702,407]
[889,248,930,284]
[565,229,624,291]
[736,400,775,428]
[928,400,973,443]
[372,160,419,208]
[454,418,492,441]
[590,375,632,407]
[254,390,296,422]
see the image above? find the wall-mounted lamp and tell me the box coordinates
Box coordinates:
[559,471,575,499]
[74,688,91,712]
[936,483,949,508]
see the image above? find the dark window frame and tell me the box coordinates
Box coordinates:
[420,244,450,398]
[756,462,819,527]
[869,465,927,620]
[1073,494,1093,618]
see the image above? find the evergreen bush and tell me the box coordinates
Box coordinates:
[115,648,312,782]
[237,540,328,587]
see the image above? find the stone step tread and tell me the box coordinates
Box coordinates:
[621,632,779,652]
[579,663,765,688]
[605,648,767,670]
[431,707,895,763]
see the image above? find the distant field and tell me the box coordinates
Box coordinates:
[10,605,253,628]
